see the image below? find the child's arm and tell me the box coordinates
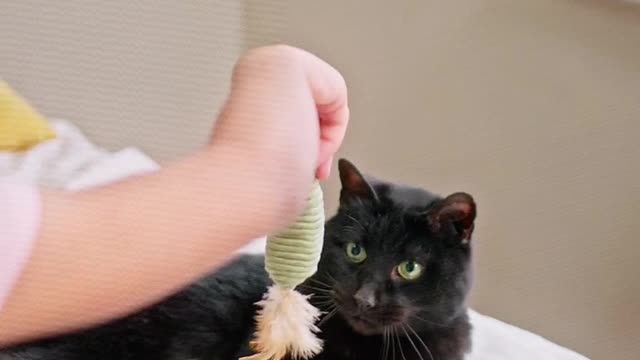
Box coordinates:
[0,45,349,346]
[0,148,288,346]
[0,183,42,315]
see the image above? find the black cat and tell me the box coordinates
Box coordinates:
[0,159,476,360]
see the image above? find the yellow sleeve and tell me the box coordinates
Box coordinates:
[0,81,56,152]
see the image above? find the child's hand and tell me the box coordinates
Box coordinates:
[210,45,349,202]
[0,45,349,344]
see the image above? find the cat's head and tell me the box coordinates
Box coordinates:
[308,159,476,336]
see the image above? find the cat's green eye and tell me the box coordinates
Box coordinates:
[345,242,367,263]
[397,261,423,280]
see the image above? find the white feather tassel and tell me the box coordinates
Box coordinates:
[241,286,323,360]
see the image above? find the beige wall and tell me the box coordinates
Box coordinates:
[2,1,639,359]
[0,0,246,161]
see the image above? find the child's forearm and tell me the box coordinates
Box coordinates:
[0,146,294,346]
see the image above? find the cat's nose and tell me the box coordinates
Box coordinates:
[354,285,377,310]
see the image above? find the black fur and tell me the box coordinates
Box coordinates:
[0,158,476,360]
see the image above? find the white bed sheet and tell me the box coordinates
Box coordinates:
[0,119,589,360]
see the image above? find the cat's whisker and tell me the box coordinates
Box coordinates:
[308,289,333,299]
[399,324,425,360]
[325,273,339,287]
[379,328,387,360]
[306,288,332,295]
[313,300,334,306]
[308,292,334,299]
[308,278,332,289]
[299,283,330,290]
[307,292,334,299]
[324,304,337,315]
[345,214,365,230]
[311,292,333,298]
[304,291,334,299]
[318,307,338,327]
[314,301,337,309]
[320,306,336,315]
[394,327,407,360]
[389,328,396,360]
[314,301,335,317]
[320,298,336,307]
[384,327,392,360]
[353,196,367,210]
[298,284,332,294]
[382,328,389,360]
[342,225,360,237]
[406,323,434,360]
[410,314,452,328]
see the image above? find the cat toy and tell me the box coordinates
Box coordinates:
[240,180,325,360]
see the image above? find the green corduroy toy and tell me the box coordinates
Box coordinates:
[241,181,326,360]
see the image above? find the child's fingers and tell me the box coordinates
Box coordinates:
[225,45,349,182]
[297,48,350,179]
[316,103,349,178]
[316,155,334,180]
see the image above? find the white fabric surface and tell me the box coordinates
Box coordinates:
[0,119,589,359]
[0,119,159,190]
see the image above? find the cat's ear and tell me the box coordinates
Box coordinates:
[338,158,378,203]
[427,192,476,244]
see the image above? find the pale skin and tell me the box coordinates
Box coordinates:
[0,45,349,346]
